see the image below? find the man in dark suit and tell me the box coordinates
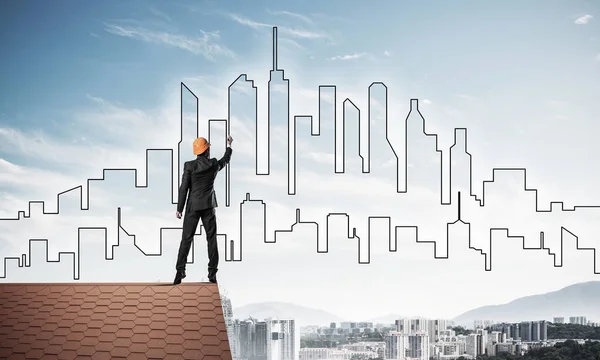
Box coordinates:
[174,135,233,285]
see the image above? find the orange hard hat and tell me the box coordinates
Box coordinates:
[193,137,210,155]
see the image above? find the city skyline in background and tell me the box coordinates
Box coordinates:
[222,290,600,360]
[1,0,600,320]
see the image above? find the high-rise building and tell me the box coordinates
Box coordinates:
[428,319,449,342]
[531,321,540,341]
[520,322,532,342]
[221,295,238,358]
[488,331,501,353]
[570,316,587,325]
[406,333,429,360]
[266,318,299,360]
[474,320,493,329]
[340,322,354,329]
[466,334,479,358]
[395,318,429,334]
[255,322,268,359]
[232,320,242,358]
[238,319,256,359]
[553,317,565,324]
[496,343,515,355]
[540,321,548,341]
[510,323,520,340]
[385,331,429,360]
[476,329,488,355]
[385,332,405,359]
[299,348,329,360]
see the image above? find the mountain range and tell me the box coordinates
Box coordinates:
[452,281,600,327]
[233,302,343,326]
[233,281,600,327]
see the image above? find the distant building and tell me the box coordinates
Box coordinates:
[466,334,479,358]
[396,318,429,334]
[299,348,328,360]
[531,321,540,341]
[407,333,429,360]
[520,322,532,342]
[510,323,520,340]
[385,331,429,360]
[553,317,565,324]
[570,316,587,325]
[428,320,449,342]
[222,295,238,358]
[266,318,299,360]
[540,321,548,341]
[474,320,494,329]
[256,321,268,359]
[496,343,516,355]
[238,319,256,359]
[476,329,487,355]
[385,332,404,359]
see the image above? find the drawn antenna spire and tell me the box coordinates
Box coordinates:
[272,26,278,70]
[458,191,462,221]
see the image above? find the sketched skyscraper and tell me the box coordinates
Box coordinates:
[228,74,257,205]
[268,27,290,175]
[405,99,442,199]
[176,83,199,202]
[208,119,228,208]
[240,193,268,257]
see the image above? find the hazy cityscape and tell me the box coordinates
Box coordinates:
[221,295,600,360]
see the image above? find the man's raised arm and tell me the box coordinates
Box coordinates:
[217,135,234,171]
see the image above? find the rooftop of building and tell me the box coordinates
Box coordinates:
[0,282,232,360]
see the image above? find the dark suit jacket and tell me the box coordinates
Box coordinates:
[177,147,232,212]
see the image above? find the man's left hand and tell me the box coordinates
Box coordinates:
[176,211,182,219]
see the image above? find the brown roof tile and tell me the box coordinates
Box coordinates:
[0,283,232,359]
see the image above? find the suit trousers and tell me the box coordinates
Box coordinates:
[176,207,219,275]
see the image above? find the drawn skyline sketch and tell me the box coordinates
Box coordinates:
[1,0,599,320]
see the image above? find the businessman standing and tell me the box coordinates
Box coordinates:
[174,135,233,285]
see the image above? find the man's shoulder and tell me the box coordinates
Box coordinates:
[183,159,196,167]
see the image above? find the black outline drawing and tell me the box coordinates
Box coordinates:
[2,26,599,280]
[229,74,257,205]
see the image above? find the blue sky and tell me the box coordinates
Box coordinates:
[3,0,598,126]
[1,0,600,321]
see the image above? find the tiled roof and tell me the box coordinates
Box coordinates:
[0,283,232,360]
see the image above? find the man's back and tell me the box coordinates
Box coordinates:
[177,147,232,212]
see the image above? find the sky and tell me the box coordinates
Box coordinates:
[1,0,600,322]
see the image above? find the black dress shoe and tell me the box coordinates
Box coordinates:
[208,274,217,284]
[173,272,186,285]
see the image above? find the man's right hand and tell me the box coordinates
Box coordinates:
[227,135,233,146]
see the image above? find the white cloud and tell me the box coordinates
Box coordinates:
[227,14,327,39]
[384,50,391,57]
[303,151,334,165]
[104,23,234,60]
[329,52,367,61]
[423,99,432,105]
[574,14,593,24]
[267,10,314,25]
[596,53,600,61]
[149,7,172,22]
[278,37,307,51]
